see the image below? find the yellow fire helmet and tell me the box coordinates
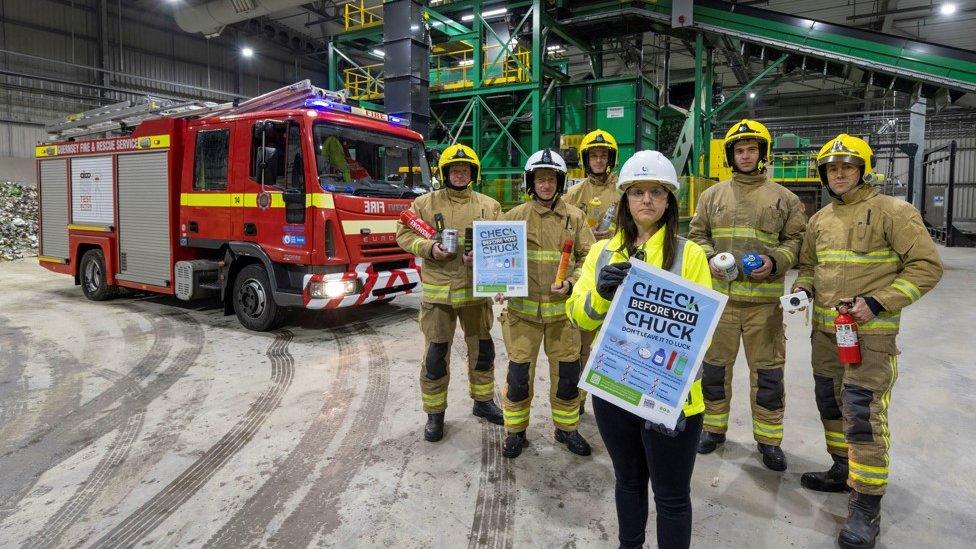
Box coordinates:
[816,134,876,185]
[437,143,481,185]
[579,129,619,175]
[723,118,772,173]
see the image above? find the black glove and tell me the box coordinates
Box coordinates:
[643,412,686,438]
[597,262,632,300]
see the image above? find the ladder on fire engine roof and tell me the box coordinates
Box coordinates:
[45,80,348,140]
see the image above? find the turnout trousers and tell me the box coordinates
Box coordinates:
[701,301,786,445]
[419,301,496,413]
[501,312,582,433]
[812,330,898,495]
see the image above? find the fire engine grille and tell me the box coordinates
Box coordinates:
[372,259,410,272]
[360,243,406,257]
[372,282,417,297]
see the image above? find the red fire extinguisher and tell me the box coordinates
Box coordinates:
[834,303,862,365]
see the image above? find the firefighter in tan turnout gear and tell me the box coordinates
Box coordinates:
[395,144,504,442]
[562,129,622,414]
[793,134,942,549]
[687,119,807,471]
[498,149,595,458]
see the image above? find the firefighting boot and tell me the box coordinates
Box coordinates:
[554,429,592,456]
[757,443,787,472]
[502,432,527,459]
[800,454,850,492]
[697,431,726,454]
[472,399,504,425]
[424,412,445,442]
[838,491,882,549]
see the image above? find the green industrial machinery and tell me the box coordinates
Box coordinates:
[328,0,976,213]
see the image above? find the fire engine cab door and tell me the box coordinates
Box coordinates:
[246,119,309,258]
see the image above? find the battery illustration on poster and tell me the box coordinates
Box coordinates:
[472,220,528,297]
[579,257,728,428]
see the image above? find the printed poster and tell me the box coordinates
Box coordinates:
[472,220,528,297]
[71,156,114,225]
[579,258,728,428]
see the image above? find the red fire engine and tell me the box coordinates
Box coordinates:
[35,81,428,331]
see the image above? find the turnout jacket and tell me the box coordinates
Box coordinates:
[396,186,502,307]
[794,183,943,334]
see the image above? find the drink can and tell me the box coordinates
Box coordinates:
[442,229,458,254]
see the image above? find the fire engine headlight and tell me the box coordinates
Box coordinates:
[310,280,358,299]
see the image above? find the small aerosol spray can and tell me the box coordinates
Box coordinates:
[441,229,458,254]
[585,197,603,228]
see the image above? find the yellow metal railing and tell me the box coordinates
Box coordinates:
[430,43,532,91]
[343,63,384,100]
[679,176,719,220]
[344,0,383,31]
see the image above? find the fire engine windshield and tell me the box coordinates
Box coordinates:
[313,123,431,198]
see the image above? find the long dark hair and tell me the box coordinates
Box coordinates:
[614,190,680,271]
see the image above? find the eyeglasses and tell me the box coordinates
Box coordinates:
[626,186,669,200]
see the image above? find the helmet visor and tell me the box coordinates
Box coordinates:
[817,154,865,168]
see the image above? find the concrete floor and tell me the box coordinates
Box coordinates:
[0,246,973,549]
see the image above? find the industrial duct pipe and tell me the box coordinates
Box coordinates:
[174,0,310,37]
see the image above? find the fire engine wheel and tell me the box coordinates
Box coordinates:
[80,249,118,301]
[233,264,285,332]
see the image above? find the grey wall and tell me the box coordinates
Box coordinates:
[0,0,327,175]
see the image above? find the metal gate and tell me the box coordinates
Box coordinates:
[922,141,975,247]
[116,152,171,286]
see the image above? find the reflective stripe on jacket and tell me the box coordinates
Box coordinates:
[396,186,502,307]
[795,184,943,334]
[566,227,713,417]
[501,198,595,322]
[688,172,807,303]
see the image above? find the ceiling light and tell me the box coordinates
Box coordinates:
[940,3,957,15]
[371,49,385,57]
[241,47,254,58]
[458,59,474,66]
[461,7,508,21]
[748,92,756,99]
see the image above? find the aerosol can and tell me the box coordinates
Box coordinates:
[834,304,862,365]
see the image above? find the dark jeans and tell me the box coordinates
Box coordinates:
[593,397,704,549]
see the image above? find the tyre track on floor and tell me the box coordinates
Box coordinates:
[268,323,389,548]
[2,321,145,457]
[202,325,359,548]
[24,369,146,549]
[91,330,295,548]
[0,316,30,439]
[0,308,184,523]
[468,417,516,549]
[468,324,515,549]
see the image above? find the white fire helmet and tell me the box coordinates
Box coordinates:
[616,150,680,195]
[523,148,568,196]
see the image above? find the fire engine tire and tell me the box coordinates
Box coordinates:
[233,264,285,332]
[80,248,119,301]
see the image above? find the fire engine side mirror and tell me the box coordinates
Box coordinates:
[255,146,278,185]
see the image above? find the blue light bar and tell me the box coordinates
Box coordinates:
[305,98,351,113]
[304,98,409,128]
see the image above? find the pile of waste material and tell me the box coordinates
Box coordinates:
[0,182,38,261]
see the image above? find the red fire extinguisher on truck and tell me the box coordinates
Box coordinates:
[834,301,862,364]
